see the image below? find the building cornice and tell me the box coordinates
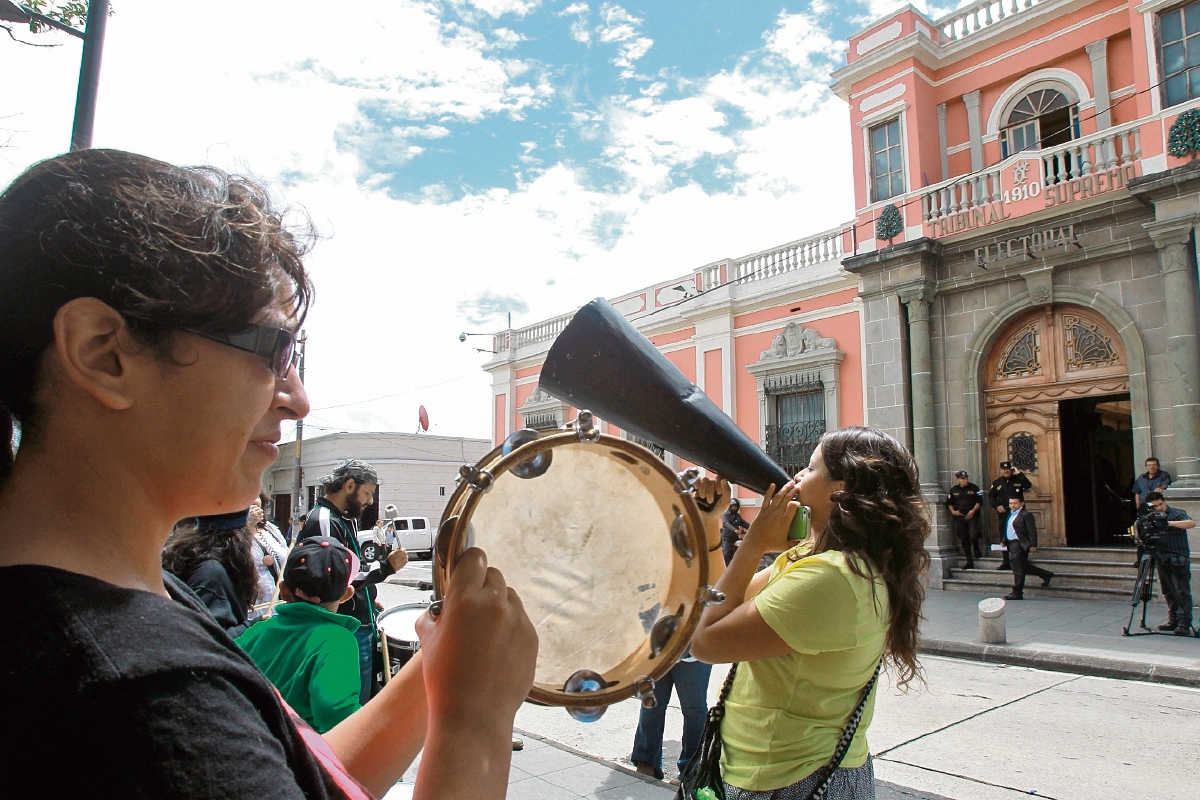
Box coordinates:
[834,0,1117,98]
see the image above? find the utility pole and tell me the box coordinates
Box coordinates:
[291,331,307,539]
[0,1,111,150]
[70,0,109,150]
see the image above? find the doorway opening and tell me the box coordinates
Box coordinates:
[1059,394,1135,546]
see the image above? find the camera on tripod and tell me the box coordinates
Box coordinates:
[1132,503,1171,554]
[1135,503,1170,551]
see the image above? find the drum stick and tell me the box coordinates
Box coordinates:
[380,631,392,685]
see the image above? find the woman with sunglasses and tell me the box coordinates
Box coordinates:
[0,149,537,800]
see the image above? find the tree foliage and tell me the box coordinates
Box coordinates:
[24,1,88,31]
[1167,109,1200,159]
[875,203,904,241]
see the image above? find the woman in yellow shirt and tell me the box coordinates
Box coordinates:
[691,427,929,799]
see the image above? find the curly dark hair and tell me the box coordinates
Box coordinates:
[810,426,930,689]
[0,148,314,480]
[162,519,261,612]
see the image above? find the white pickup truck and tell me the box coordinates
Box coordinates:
[358,506,433,562]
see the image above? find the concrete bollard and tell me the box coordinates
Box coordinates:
[978,597,1006,644]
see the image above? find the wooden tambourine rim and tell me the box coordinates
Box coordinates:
[434,429,709,708]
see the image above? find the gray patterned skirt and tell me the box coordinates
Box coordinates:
[723,756,874,800]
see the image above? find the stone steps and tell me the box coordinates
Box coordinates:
[944,545,1154,601]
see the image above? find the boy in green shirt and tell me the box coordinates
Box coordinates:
[236,536,362,733]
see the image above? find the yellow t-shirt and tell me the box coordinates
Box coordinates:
[720,548,888,792]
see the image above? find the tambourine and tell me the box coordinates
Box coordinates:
[434,411,724,720]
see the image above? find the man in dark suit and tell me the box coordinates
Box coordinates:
[1003,496,1054,600]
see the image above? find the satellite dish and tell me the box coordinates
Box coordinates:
[418,405,430,433]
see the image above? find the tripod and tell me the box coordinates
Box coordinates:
[1123,551,1160,636]
[1123,550,1199,637]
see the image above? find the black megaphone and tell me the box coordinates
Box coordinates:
[538,298,792,495]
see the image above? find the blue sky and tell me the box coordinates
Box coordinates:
[0,0,955,437]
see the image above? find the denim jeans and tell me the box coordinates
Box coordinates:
[354,624,375,706]
[631,659,713,780]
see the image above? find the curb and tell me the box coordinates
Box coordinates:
[920,638,1200,688]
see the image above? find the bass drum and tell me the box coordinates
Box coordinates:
[435,415,719,717]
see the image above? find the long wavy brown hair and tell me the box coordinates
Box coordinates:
[162,519,261,612]
[809,426,930,689]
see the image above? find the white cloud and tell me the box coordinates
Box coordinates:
[596,3,653,78]
[0,2,856,441]
[490,27,524,49]
[558,2,592,44]
[465,0,541,18]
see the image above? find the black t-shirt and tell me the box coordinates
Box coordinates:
[0,565,350,799]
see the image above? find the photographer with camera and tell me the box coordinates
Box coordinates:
[1139,492,1195,636]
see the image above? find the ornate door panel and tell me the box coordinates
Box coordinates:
[986,405,1062,543]
[984,306,1128,546]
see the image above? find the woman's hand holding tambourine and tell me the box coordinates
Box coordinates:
[742,481,800,555]
[415,547,538,729]
[692,476,730,552]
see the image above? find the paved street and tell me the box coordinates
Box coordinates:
[378,563,1200,800]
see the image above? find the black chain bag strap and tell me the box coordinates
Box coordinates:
[676,659,883,800]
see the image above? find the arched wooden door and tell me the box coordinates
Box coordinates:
[984,306,1130,546]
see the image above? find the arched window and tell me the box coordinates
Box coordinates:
[1000,89,1080,158]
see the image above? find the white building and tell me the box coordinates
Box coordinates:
[263,431,491,531]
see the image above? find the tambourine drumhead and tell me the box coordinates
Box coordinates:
[436,429,709,709]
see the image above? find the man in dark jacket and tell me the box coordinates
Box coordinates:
[719,499,750,565]
[1003,496,1053,600]
[988,462,1032,570]
[946,471,983,568]
[299,459,408,703]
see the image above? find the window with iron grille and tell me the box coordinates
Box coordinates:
[523,412,560,432]
[765,380,826,478]
[1008,432,1038,472]
[632,436,666,460]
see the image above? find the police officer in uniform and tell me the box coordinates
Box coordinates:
[988,461,1032,571]
[946,470,983,568]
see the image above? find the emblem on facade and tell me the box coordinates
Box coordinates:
[758,322,836,361]
[1012,160,1030,186]
[521,386,554,406]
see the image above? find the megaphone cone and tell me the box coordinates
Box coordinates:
[539,298,792,495]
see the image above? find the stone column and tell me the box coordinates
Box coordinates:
[898,281,939,490]
[1146,218,1200,487]
[963,90,983,172]
[1086,39,1112,131]
[937,103,949,182]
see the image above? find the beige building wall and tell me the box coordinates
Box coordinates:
[264,431,491,524]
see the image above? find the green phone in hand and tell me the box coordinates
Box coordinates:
[788,505,812,541]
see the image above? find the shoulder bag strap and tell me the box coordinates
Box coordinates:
[803,657,884,800]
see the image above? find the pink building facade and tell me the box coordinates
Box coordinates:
[486,0,1200,588]
[482,228,860,519]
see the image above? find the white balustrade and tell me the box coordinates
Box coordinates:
[495,310,576,352]
[1040,123,1141,187]
[937,0,1043,44]
[496,226,852,353]
[922,168,1003,223]
[733,227,845,284]
[699,264,722,291]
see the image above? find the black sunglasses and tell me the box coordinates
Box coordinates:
[185,325,299,379]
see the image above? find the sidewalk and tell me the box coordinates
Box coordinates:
[919,589,1200,686]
